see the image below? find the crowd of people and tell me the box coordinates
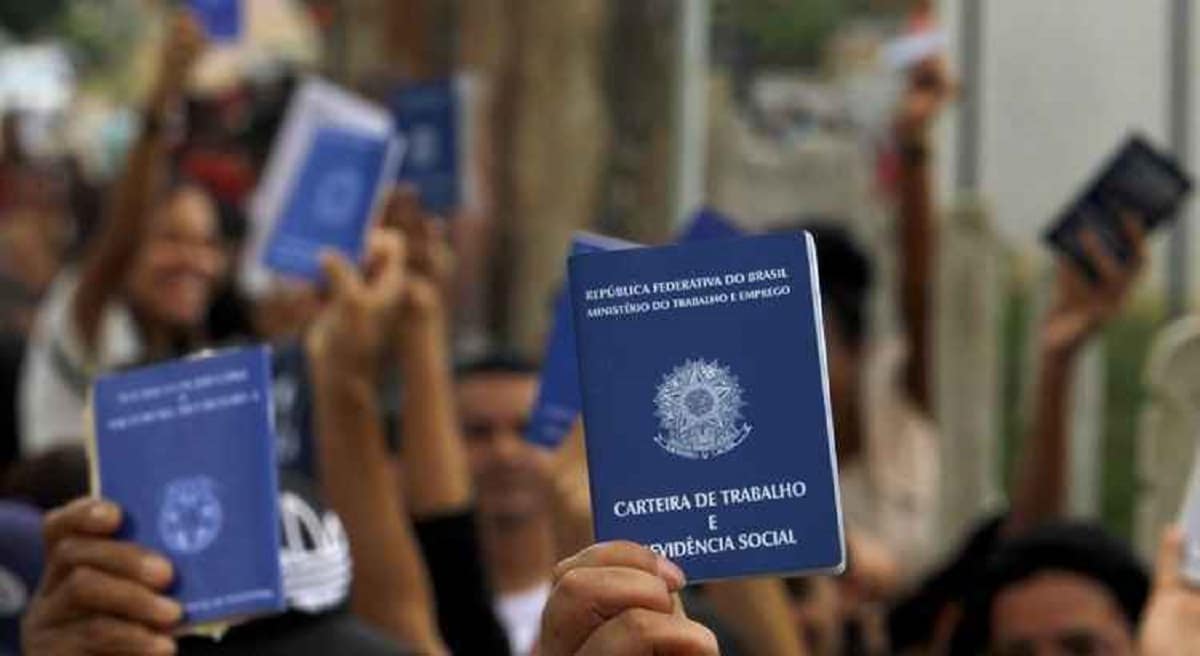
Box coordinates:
[1,9,1199,656]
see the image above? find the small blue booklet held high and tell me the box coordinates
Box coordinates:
[392,79,461,214]
[570,233,845,581]
[187,0,242,42]
[89,346,284,626]
[263,125,395,280]
[526,233,637,448]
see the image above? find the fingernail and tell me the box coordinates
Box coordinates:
[88,501,119,525]
[656,555,687,590]
[142,555,174,586]
[151,635,177,655]
[153,596,184,625]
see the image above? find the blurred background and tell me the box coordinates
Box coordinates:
[0,0,1196,562]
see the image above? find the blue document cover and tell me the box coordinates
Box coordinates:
[678,208,742,242]
[392,80,460,213]
[526,234,637,448]
[570,233,845,581]
[91,346,284,625]
[187,0,241,42]
[1045,134,1193,280]
[264,126,392,280]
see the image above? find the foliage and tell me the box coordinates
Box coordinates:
[713,0,899,68]
[0,0,67,40]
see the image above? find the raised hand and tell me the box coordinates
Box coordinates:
[381,188,454,320]
[539,541,717,656]
[1139,526,1200,655]
[306,228,407,382]
[22,498,181,656]
[150,11,206,113]
[1043,213,1147,356]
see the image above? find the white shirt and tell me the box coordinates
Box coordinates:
[494,581,551,656]
[19,271,143,455]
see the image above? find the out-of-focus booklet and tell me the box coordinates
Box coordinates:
[569,233,845,581]
[526,233,637,449]
[392,78,463,214]
[243,78,404,290]
[187,0,242,42]
[86,346,284,630]
[1045,134,1193,280]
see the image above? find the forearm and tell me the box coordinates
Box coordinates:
[311,364,446,654]
[397,310,472,516]
[703,578,809,656]
[897,141,935,413]
[1007,343,1077,534]
[74,107,171,350]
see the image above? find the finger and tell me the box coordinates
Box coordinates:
[43,499,122,553]
[377,187,405,232]
[55,617,177,656]
[1078,229,1124,288]
[554,541,685,590]
[1154,525,1185,591]
[540,567,676,656]
[363,229,406,307]
[575,609,720,656]
[44,537,174,592]
[318,250,362,301]
[42,566,183,629]
[388,185,423,236]
[1120,211,1148,268]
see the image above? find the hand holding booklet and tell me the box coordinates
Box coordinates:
[87,346,283,629]
[570,233,845,581]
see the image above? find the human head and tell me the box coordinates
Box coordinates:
[454,353,546,525]
[124,183,227,334]
[952,521,1149,656]
[770,222,873,428]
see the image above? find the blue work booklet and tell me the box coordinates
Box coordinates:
[392,79,461,214]
[263,126,394,280]
[187,0,241,42]
[89,346,284,626]
[570,233,845,581]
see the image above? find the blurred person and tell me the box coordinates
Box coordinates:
[19,13,226,455]
[950,521,1150,656]
[455,352,556,656]
[537,541,718,656]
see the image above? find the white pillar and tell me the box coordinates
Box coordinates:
[671,0,710,228]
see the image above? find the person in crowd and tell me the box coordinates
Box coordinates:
[19,13,226,455]
[950,521,1150,655]
[454,353,557,655]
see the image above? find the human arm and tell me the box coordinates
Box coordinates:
[1006,216,1146,534]
[72,13,204,353]
[306,229,447,654]
[1139,525,1200,655]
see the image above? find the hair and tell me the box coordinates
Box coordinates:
[454,351,541,380]
[769,221,873,349]
[950,520,1150,653]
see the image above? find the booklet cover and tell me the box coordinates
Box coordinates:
[187,0,241,42]
[90,346,284,626]
[1045,134,1193,280]
[570,233,845,581]
[526,233,637,448]
[243,77,403,295]
[678,208,743,242]
[392,79,460,214]
[262,126,394,280]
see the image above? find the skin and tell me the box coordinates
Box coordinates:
[458,372,545,522]
[990,571,1136,656]
[124,185,226,332]
[539,541,717,656]
[1139,526,1200,655]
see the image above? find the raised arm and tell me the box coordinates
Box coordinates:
[387,191,473,516]
[306,228,447,655]
[1006,216,1146,534]
[893,55,953,413]
[73,12,204,352]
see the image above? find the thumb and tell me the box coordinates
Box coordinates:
[319,250,362,302]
